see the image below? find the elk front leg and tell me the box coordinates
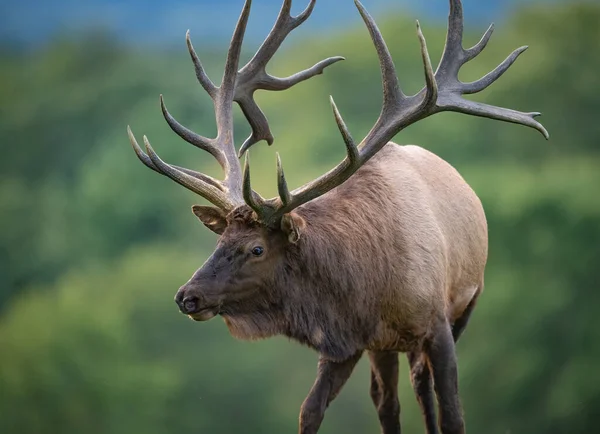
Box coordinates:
[408,351,439,434]
[426,321,465,434]
[368,351,401,434]
[299,352,362,434]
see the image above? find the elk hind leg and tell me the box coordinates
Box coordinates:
[411,286,481,434]
[426,320,465,434]
[408,351,439,434]
[368,351,401,434]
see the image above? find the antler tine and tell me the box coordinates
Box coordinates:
[294,0,316,27]
[276,153,292,207]
[235,0,344,157]
[416,20,438,109]
[127,126,225,191]
[142,133,235,211]
[330,96,359,164]
[221,0,252,102]
[445,0,465,60]
[159,95,227,168]
[242,153,270,217]
[186,30,218,98]
[461,46,528,95]
[354,0,404,107]
[440,99,549,138]
[242,0,294,76]
[464,23,494,61]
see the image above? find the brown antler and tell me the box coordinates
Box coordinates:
[243,0,549,224]
[127,0,342,211]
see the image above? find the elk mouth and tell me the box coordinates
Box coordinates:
[188,306,220,322]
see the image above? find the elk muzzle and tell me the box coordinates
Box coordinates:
[174,286,219,322]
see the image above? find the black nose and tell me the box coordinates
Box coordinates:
[177,296,199,314]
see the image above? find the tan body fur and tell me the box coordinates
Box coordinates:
[347,143,487,352]
[304,143,485,354]
[218,143,487,361]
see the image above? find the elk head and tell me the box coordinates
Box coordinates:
[127,0,547,324]
[175,205,305,324]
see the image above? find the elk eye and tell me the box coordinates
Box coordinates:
[251,246,264,257]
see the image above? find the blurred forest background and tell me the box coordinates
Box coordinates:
[0,0,599,433]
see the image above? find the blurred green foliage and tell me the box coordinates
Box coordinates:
[1,2,599,433]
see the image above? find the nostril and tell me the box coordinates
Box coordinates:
[182,296,199,314]
[174,291,184,306]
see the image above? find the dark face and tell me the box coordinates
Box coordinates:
[174,205,305,322]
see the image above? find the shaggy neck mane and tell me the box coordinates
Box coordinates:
[222,158,399,360]
[274,162,398,360]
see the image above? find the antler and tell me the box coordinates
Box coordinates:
[127,0,342,212]
[244,0,549,224]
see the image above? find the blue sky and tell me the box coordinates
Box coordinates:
[1,0,560,47]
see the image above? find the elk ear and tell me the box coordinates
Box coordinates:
[281,212,306,244]
[191,205,228,235]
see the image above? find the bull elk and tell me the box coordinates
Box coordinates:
[127,0,548,433]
